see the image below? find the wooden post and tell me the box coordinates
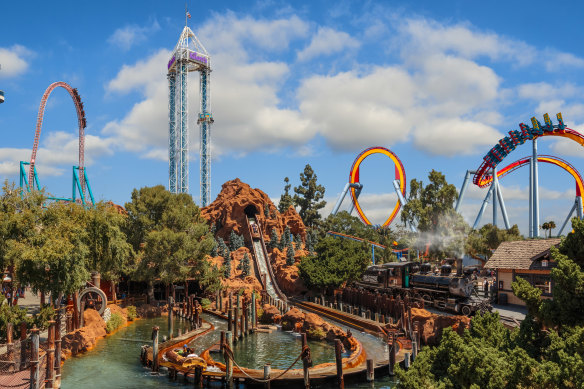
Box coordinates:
[263,363,271,389]
[225,331,233,387]
[6,323,14,372]
[412,334,418,362]
[415,321,422,350]
[233,306,239,341]
[46,320,55,388]
[228,308,233,333]
[194,301,200,329]
[79,300,85,328]
[251,293,256,328]
[239,303,245,338]
[30,327,40,389]
[152,326,159,372]
[366,359,374,382]
[194,365,203,388]
[244,302,249,335]
[407,305,413,338]
[19,322,27,370]
[388,337,396,376]
[301,333,310,389]
[334,339,344,389]
[55,311,62,379]
[220,331,225,354]
[168,299,174,339]
[66,312,72,334]
[73,291,79,329]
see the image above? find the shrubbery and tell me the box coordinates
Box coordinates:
[105,313,124,333]
[126,306,137,321]
[201,298,211,309]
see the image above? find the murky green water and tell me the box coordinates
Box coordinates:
[60,314,397,388]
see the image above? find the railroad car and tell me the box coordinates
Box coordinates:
[356,261,491,316]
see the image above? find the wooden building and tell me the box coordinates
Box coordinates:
[484,238,561,306]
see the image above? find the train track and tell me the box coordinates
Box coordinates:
[289,299,386,337]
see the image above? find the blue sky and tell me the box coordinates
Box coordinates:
[1,0,584,236]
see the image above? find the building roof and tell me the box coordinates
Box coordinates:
[484,238,562,270]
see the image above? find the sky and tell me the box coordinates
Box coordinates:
[1,0,584,237]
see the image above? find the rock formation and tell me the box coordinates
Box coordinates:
[202,179,308,296]
[384,307,471,346]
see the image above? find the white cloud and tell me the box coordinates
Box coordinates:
[103,14,313,160]
[400,18,535,65]
[550,137,584,157]
[297,27,360,61]
[0,45,32,78]
[108,20,161,51]
[0,131,114,177]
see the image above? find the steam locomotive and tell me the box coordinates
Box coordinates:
[355,261,491,316]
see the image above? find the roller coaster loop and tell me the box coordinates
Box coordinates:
[478,155,584,197]
[349,147,407,228]
[473,112,584,187]
[29,82,87,190]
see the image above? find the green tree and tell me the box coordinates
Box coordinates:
[264,202,270,218]
[125,186,214,300]
[286,240,295,266]
[13,202,91,303]
[293,165,326,227]
[465,223,522,260]
[84,202,134,296]
[558,217,584,263]
[542,221,556,238]
[224,251,232,278]
[278,177,294,213]
[268,228,279,250]
[241,252,250,276]
[298,236,369,292]
[0,181,45,271]
[294,233,302,249]
[400,170,469,260]
[229,230,244,251]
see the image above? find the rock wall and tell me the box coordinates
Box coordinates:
[60,304,133,360]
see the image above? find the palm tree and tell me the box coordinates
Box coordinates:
[547,220,556,238]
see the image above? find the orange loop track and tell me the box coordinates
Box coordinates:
[478,155,584,197]
[349,147,406,227]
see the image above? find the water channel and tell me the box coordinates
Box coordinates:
[61,313,397,388]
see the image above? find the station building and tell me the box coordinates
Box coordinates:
[485,238,561,306]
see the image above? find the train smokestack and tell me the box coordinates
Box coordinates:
[456,256,463,275]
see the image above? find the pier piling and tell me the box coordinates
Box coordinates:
[225,331,233,388]
[152,326,159,372]
[301,333,311,389]
[334,339,344,389]
[46,320,55,388]
[366,359,374,382]
[55,311,62,379]
[263,363,271,389]
[30,327,39,389]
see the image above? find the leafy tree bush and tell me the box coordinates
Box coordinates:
[298,236,369,292]
[294,234,302,249]
[126,306,137,321]
[105,313,124,333]
[200,298,211,309]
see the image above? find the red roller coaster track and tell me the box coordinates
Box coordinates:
[29,82,87,194]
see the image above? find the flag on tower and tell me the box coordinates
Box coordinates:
[187,11,191,18]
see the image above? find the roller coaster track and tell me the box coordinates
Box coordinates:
[29,81,88,198]
[477,154,584,196]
